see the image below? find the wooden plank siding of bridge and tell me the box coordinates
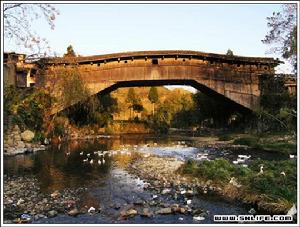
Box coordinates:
[33,50,282,114]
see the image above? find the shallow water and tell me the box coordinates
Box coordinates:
[4,135,289,224]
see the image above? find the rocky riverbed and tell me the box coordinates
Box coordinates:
[128,154,225,201]
[3,135,295,224]
[127,153,296,216]
[3,175,89,224]
[4,125,47,157]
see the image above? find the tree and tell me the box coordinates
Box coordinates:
[262,4,297,72]
[126,88,144,118]
[50,66,90,108]
[64,45,76,57]
[98,94,118,113]
[226,49,234,56]
[148,87,159,116]
[192,92,238,127]
[3,3,59,58]
[126,88,139,119]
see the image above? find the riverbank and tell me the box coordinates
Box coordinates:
[128,153,297,216]
[190,132,297,155]
[3,134,297,224]
[3,125,48,157]
[3,175,90,224]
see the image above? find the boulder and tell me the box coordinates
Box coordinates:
[16,141,25,149]
[13,125,21,133]
[25,143,32,149]
[6,138,14,147]
[21,130,35,142]
[14,135,22,141]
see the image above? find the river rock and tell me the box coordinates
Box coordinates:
[34,214,47,220]
[192,208,206,215]
[193,215,205,221]
[152,194,158,199]
[248,208,256,215]
[14,134,22,141]
[21,130,35,142]
[16,141,26,149]
[6,138,14,146]
[141,208,153,218]
[17,198,25,205]
[68,208,80,216]
[79,207,88,214]
[13,125,20,132]
[170,204,186,214]
[161,188,171,194]
[50,190,60,199]
[120,208,138,219]
[185,190,194,197]
[43,138,50,145]
[48,210,58,218]
[156,207,172,215]
[4,143,10,149]
[25,143,32,148]
[20,214,32,223]
[88,206,96,214]
[133,199,144,205]
[186,199,192,205]
[179,207,186,214]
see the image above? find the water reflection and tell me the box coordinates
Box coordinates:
[4,135,288,193]
[5,135,289,224]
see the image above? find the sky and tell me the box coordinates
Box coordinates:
[3,3,293,91]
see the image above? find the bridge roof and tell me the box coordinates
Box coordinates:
[44,50,282,65]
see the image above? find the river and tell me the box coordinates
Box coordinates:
[3,134,289,224]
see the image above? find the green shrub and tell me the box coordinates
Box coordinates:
[181,159,198,174]
[53,124,65,137]
[9,89,53,131]
[32,131,45,143]
[197,158,235,181]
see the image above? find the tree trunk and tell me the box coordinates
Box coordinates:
[152,103,155,116]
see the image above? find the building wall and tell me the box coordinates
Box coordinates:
[3,52,37,88]
[3,63,16,87]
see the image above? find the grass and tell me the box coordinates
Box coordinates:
[180,158,297,209]
[261,142,297,154]
[232,134,296,155]
[218,134,234,141]
[247,160,297,203]
[233,136,261,148]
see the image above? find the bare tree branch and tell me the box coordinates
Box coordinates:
[3,3,59,59]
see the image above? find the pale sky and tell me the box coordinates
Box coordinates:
[3,2,294,92]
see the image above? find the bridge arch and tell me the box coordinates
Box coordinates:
[37,50,281,114]
[96,79,249,113]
